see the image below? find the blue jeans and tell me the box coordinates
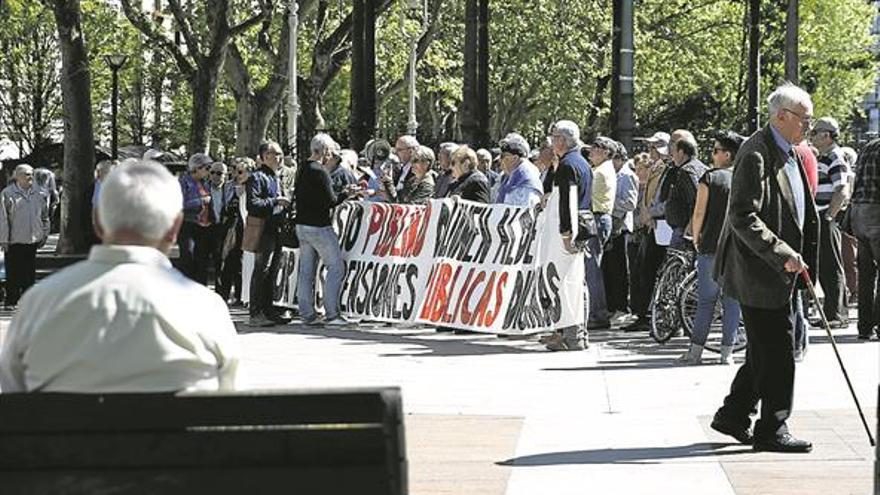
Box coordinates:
[691,253,741,347]
[296,225,345,320]
[586,213,612,324]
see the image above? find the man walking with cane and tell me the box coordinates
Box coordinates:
[710,83,819,453]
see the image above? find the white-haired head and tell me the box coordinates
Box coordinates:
[187,153,213,173]
[97,160,182,246]
[310,133,337,158]
[767,83,812,120]
[551,120,581,150]
[13,165,34,189]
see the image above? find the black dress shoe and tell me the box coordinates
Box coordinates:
[753,433,812,453]
[710,416,753,445]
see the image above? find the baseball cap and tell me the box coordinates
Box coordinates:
[646,132,670,156]
[813,117,839,135]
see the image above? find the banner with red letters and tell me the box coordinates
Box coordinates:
[332,189,584,335]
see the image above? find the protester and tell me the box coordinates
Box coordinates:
[624,132,670,331]
[585,136,618,329]
[603,141,638,319]
[448,146,491,203]
[326,144,358,197]
[216,158,252,305]
[678,130,743,365]
[476,148,500,188]
[534,138,558,194]
[392,145,436,205]
[33,167,58,232]
[0,165,49,310]
[246,141,290,327]
[362,139,396,202]
[711,83,818,453]
[178,153,214,284]
[810,117,851,327]
[663,131,707,249]
[495,133,542,207]
[394,135,420,193]
[0,160,239,392]
[849,137,880,340]
[84,159,118,248]
[294,134,358,326]
[434,142,459,198]
[542,120,592,351]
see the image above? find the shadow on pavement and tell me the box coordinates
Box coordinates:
[236,322,547,358]
[497,442,752,466]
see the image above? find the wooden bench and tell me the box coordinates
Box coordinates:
[0,387,407,495]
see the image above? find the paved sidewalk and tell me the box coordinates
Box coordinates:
[1,308,876,494]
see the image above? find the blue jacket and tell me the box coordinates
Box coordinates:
[179,173,210,224]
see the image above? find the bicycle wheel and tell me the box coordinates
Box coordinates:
[677,272,747,354]
[650,258,684,343]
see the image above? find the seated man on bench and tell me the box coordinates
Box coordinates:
[0,160,240,393]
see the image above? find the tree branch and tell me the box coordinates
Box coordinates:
[230,1,272,38]
[377,0,443,106]
[166,0,202,57]
[119,0,195,77]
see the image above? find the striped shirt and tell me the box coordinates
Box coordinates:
[815,144,850,212]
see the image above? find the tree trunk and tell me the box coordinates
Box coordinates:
[475,0,490,148]
[298,78,325,159]
[234,93,277,157]
[49,0,95,254]
[460,0,478,146]
[348,0,376,152]
[188,59,223,155]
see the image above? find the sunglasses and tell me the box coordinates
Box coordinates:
[211,171,225,176]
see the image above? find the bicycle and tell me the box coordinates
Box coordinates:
[649,248,747,354]
[649,247,694,343]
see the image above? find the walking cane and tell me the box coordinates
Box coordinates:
[800,270,876,447]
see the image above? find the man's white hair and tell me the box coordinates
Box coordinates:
[98,160,182,241]
[310,133,337,156]
[767,82,812,118]
[438,142,460,159]
[552,120,581,149]
[397,135,419,149]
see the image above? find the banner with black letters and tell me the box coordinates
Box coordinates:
[332,189,584,335]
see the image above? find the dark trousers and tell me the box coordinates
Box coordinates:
[249,233,282,318]
[5,243,38,306]
[177,222,212,285]
[841,232,858,302]
[717,298,796,440]
[818,216,848,322]
[602,232,630,313]
[856,235,880,337]
[632,230,667,318]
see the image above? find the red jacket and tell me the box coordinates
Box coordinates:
[795,142,819,197]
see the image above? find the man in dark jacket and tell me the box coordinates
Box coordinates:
[711,83,819,453]
[246,141,290,327]
[448,146,491,203]
[664,134,707,248]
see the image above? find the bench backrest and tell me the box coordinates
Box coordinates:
[0,387,407,495]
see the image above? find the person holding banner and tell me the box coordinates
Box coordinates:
[294,134,361,326]
[542,120,593,351]
[495,133,543,208]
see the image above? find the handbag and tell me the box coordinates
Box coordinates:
[241,216,265,252]
[278,209,299,249]
[573,210,597,251]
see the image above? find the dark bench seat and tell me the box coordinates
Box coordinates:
[0,387,406,495]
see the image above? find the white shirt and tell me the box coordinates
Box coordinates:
[784,155,806,229]
[0,245,240,393]
[396,162,412,191]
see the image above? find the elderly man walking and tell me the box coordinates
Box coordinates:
[0,165,49,310]
[0,160,239,392]
[711,83,818,453]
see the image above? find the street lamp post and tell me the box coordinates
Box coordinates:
[402,0,427,137]
[287,0,299,162]
[105,54,128,159]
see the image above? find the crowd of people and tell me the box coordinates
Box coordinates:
[2,81,879,454]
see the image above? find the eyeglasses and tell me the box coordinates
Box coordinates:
[782,108,813,127]
[210,171,224,176]
[712,147,726,154]
[809,129,828,137]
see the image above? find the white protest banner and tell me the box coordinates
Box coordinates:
[333,189,584,335]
